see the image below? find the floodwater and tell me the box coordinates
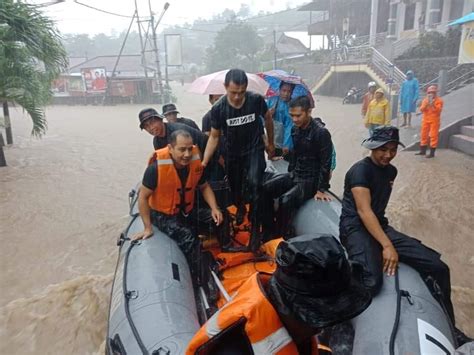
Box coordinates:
[1,84,473,354]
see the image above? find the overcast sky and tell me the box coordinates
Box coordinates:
[33,0,310,35]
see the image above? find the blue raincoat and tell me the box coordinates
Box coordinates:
[267,96,294,149]
[400,76,420,113]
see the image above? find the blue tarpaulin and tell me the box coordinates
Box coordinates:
[449,12,474,26]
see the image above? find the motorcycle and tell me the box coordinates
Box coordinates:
[342,87,363,104]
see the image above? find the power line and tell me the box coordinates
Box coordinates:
[72,0,135,18]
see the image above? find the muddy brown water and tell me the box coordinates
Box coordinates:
[1,84,473,354]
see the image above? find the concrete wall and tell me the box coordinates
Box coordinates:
[317,71,373,97]
[404,115,474,150]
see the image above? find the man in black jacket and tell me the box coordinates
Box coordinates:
[162,103,200,131]
[262,95,334,240]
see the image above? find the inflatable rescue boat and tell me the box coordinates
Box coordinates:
[106,161,457,355]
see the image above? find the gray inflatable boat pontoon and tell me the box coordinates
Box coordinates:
[107,162,456,354]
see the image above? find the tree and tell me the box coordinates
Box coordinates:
[0,0,68,166]
[205,22,264,73]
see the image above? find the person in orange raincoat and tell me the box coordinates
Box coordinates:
[416,85,443,158]
[186,235,371,355]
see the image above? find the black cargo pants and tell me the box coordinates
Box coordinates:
[262,173,318,240]
[151,207,227,282]
[340,225,455,324]
[226,149,266,230]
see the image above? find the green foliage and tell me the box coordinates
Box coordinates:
[0,0,68,136]
[205,22,263,72]
[397,28,462,60]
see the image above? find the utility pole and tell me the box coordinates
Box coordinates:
[148,1,169,103]
[273,30,277,70]
[134,0,148,79]
[369,0,379,46]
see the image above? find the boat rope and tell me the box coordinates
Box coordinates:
[210,270,231,302]
[389,270,413,355]
[389,270,401,355]
[123,240,149,355]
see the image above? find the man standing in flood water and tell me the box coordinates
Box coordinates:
[201,69,275,251]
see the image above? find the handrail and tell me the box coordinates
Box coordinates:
[446,69,474,90]
[421,64,474,90]
[330,44,406,86]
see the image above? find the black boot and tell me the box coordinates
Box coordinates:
[235,204,246,225]
[426,147,436,158]
[415,145,427,155]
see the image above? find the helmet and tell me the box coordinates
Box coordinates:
[368,81,376,88]
[427,85,437,93]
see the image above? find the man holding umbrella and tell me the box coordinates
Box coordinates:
[201,69,275,251]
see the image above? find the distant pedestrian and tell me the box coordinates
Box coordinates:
[364,88,391,136]
[399,70,419,128]
[361,81,377,117]
[416,85,443,158]
[162,103,200,131]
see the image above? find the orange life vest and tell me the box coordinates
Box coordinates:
[148,146,203,216]
[186,273,319,355]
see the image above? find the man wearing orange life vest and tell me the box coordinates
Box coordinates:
[133,130,223,267]
[416,85,443,158]
[186,235,371,355]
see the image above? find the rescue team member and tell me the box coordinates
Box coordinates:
[201,69,275,250]
[339,126,472,346]
[262,96,333,240]
[162,103,200,131]
[138,107,207,153]
[416,85,443,158]
[186,235,372,355]
[133,130,223,275]
[364,88,391,136]
[361,81,377,117]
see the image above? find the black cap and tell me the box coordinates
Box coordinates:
[162,103,179,116]
[268,235,371,328]
[138,108,163,129]
[362,126,406,150]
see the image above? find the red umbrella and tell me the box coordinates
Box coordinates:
[188,70,270,95]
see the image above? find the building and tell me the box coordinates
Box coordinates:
[52,54,156,104]
[387,0,473,40]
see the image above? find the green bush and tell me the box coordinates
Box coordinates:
[397,28,461,60]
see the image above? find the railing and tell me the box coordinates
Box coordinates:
[331,45,406,87]
[372,47,406,85]
[349,32,388,47]
[391,36,419,59]
[446,69,474,92]
[420,64,474,95]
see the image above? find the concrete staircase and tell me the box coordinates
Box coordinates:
[450,123,474,156]
[313,45,406,95]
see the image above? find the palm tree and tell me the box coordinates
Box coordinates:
[0,0,68,166]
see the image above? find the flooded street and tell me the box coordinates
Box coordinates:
[1,84,473,354]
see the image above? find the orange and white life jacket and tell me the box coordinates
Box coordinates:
[186,273,319,355]
[148,146,203,215]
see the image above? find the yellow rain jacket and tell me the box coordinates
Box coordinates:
[364,97,391,126]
